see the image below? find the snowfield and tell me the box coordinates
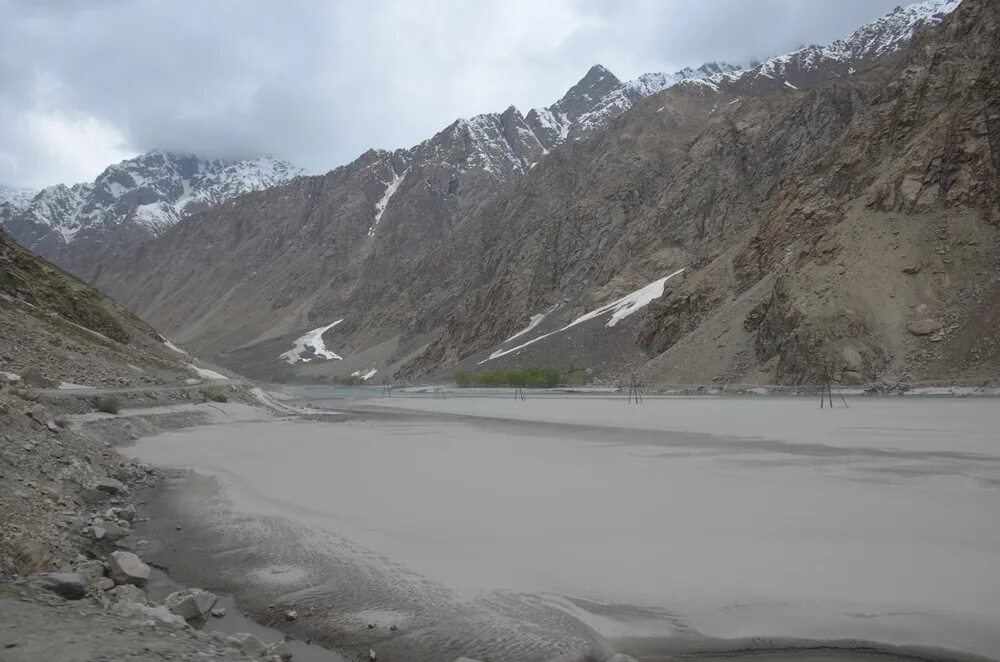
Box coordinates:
[482,269,684,363]
[280,320,344,364]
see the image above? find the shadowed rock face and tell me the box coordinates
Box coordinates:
[91,0,998,386]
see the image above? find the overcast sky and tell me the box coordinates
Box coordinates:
[0,0,906,189]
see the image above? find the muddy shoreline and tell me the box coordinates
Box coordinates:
[123,397,1000,662]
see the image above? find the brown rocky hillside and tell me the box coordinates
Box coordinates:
[0,227,193,386]
[89,0,997,387]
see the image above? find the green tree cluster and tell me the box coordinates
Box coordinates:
[454,367,561,388]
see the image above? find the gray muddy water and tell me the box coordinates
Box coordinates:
[128,395,1000,662]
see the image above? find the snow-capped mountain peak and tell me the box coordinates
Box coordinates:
[3,151,306,247]
[730,0,962,92]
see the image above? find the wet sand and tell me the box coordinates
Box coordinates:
[127,395,1000,661]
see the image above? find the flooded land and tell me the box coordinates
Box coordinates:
[127,394,1000,662]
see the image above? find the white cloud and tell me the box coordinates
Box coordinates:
[19,112,135,188]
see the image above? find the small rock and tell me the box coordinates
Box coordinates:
[390,625,397,631]
[35,573,88,600]
[211,607,227,618]
[284,609,298,621]
[94,577,116,592]
[906,318,942,336]
[902,264,922,275]
[107,551,151,586]
[369,649,377,661]
[163,588,218,620]
[367,623,375,629]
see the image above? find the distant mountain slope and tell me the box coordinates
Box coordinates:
[712,0,962,95]
[92,0,983,387]
[0,184,37,225]
[2,152,304,278]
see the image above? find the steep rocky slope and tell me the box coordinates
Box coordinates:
[92,0,988,387]
[2,152,304,279]
[411,0,998,387]
[0,226,203,387]
[90,60,744,372]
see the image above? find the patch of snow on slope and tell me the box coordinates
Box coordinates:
[369,168,408,237]
[504,308,555,343]
[280,320,344,364]
[480,269,684,364]
[188,364,229,380]
[134,202,180,232]
[162,339,188,354]
[351,368,378,380]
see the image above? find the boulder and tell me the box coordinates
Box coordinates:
[163,588,218,620]
[107,551,150,586]
[211,607,227,618]
[906,318,942,336]
[94,577,115,592]
[35,573,88,600]
[226,633,268,656]
[96,478,125,494]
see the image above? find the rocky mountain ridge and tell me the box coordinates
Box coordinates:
[91,0,993,388]
[2,152,305,277]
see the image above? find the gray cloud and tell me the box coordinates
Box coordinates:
[0,0,903,188]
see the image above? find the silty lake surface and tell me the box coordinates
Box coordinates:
[129,393,1000,661]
